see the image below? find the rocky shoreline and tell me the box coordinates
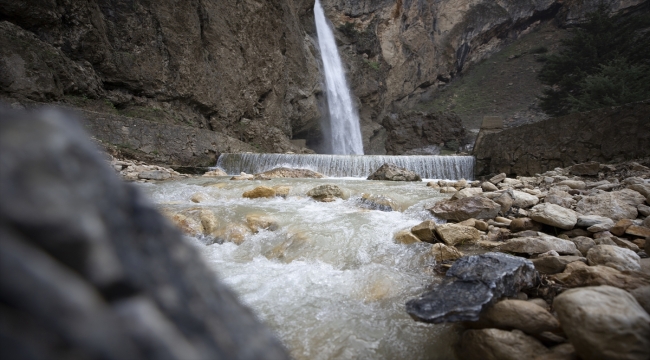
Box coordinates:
[112,157,650,359]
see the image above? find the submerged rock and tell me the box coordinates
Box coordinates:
[358,193,399,212]
[500,235,578,256]
[243,186,276,199]
[367,163,421,181]
[306,184,345,202]
[406,253,536,323]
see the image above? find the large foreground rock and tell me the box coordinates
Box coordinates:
[367,163,421,181]
[429,196,500,221]
[575,189,646,221]
[0,108,289,360]
[554,286,650,360]
[457,328,549,360]
[406,253,536,323]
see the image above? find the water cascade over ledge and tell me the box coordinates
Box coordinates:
[217,153,475,180]
[314,0,364,154]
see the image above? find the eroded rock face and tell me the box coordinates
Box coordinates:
[0,108,290,359]
[554,286,650,360]
[406,253,536,323]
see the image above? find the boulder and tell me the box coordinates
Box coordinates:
[610,219,634,236]
[493,191,514,214]
[306,184,345,202]
[629,285,650,315]
[500,236,578,256]
[554,286,650,360]
[394,229,421,245]
[531,256,586,274]
[510,218,541,232]
[0,109,290,360]
[577,214,615,228]
[242,186,276,199]
[406,253,536,323]
[554,262,649,290]
[214,223,252,245]
[511,190,540,208]
[575,189,646,221]
[568,236,595,256]
[628,183,650,199]
[482,182,499,192]
[411,220,438,243]
[231,172,254,180]
[626,225,650,238]
[202,168,228,177]
[544,188,576,209]
[471,299,560,335]
[475,220,489,231]
[586,245,641,272]
[452,187,483,200]
[430,243,463,262]
[490,173,507,184]
[458,329,549,360]
[557,180,586,190]
[609,236,640,252]
[637,204,650,217]
[199,210,219,236]
[358,193,398,212]
[367,163,421,181]
[529,203,578,230]
[435,223,481,246]
[245,214,279,233]
[253,167,324,179]
[138,170,172,180]
[429,196,500,221]
[271,185,291,198]
[570,161,600,176]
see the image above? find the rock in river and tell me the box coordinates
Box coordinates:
[406,253,536,323]
[367,163,421,181]
[429,196,501,221]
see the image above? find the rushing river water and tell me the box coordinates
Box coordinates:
[140,176,471,360]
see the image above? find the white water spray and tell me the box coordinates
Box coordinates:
[314,0,364,155]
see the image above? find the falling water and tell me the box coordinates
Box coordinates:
[314,0,364,155]
[217,153,475,180]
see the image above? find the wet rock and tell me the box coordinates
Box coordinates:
[138,170,171,180]
[245,214,279,233]
[575,189,646,221]
[202,168,227,177]
[435,223,480,246]
[531,256,586,275]
[231,172,255,180]
[529,203,578,230]
[458,328,549,360]
[394,229,421,245]
[406,253,536,323]
[510,218,542,232]
[253,167,324,180]
[500,236,578,256]
[554,286,650,360]
[482,182,499,192]
[429,196,500,221]
[199,210,219,236]
[554,262,649,290]
[490,173,507,184]
[411,220,438,243]
[586,245,641,272]
[367,163,421,181]
[452,187,483,200]
[190,192,208,203]
[568,236,595,256]
[214,224,252,245]
[271,185,291,198]
[570,161,600,176]
[243,186,276,199]
[170,213,203,236]
[471,299,560,335]
[626,225,650,238]
[359,193,398,212]
[306,184,345,202]
[430,243,463,262]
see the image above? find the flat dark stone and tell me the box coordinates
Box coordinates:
[406,281,492,323]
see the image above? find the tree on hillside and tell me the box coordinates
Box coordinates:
[538,5,650,117]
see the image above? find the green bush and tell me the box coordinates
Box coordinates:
[537,5,650,116]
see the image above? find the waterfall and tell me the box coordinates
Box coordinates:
[216,153,475,180]
[314,0,364,155]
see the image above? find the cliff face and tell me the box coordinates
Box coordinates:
[0,0,644,161]
[0,0,322,157]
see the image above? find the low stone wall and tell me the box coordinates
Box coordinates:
[80,110,255,167]
[473,101,650,176]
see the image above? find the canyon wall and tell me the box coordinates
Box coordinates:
[473,101,650,177]
[0,0,644,161]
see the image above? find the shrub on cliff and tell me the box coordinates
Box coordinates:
[538,6,650,116]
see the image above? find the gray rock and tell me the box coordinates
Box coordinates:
[138,170,171,181]
[569,236,596,256]
[410,220,438,243]
[557,180,586,190]
[545,188,576,209]
[306,184,345,202]
[500,236,579,256]
[493,191,514,214]
[529,203,578,230]
[628,183,650,199]
[458,329,549,360]
[406,253,536,323]
[586,245,641,272]
[554,286,650,360]
[358,193,398,212]
[429,196,501,221]
[490,173,507,184]
[452,187,483,200]
[511,190,540,209]
[638,204,650,217]
[471,299,560,335]
[609,236,640,252]
[570,162,601,176]
[531,256,586,274]
[629,286,650,315]
[482,182,499,192]
[367,163,421,181]
[0,108,290,360]
[577,215,615,228]
[575,189,646,221]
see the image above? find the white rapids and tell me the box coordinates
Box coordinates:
[140,177,474,360]
[314,0,364,155]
